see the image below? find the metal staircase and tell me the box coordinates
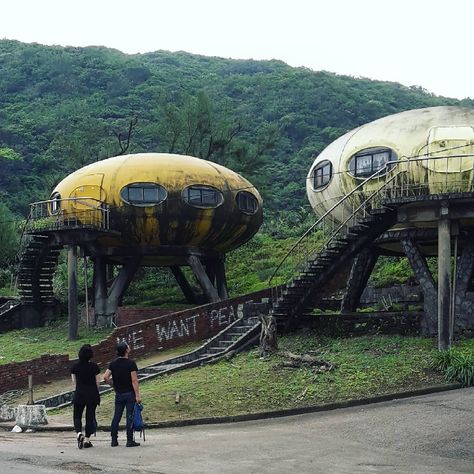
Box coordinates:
[269,150,474,331]
[16,235,62,305]
[15,197,111,307]
[269,165,405,331]
[34,315,261,409]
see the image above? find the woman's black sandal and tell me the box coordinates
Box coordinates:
[77,433,84,449]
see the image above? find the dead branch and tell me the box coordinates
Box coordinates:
[259,313,278,357]
[276,350,334,372]
[114,116,138,155]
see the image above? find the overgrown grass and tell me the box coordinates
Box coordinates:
[0,321,111,365]
[51,333,447,424]
[431,339,474,387]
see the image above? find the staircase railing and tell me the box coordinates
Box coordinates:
[268,152,474,303]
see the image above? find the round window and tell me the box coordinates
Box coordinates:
[183,185,224,209]
[312,160,333,190]
[236,191,259,214]
[120,183,167,206]
[348,147,396,178]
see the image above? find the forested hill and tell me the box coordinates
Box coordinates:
[0,39,472,216]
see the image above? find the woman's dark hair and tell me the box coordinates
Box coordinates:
[78,344,93,362]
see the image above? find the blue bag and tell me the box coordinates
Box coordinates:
[132,402,145,441]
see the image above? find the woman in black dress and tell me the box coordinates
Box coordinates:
[71,344,100,449]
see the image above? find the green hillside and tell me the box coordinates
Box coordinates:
[1,39,471,217]
[1,40,472,301]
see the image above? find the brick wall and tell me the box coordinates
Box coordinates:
[0,287,273,394]
[116,307,175,327]
[0,354,70,393]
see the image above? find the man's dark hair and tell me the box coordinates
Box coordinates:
[78,344,93,362]
[116,341,129,357]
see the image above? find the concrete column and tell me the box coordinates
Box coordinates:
[171,266,198,304]
[105,257,141,319]
[215,258,229,300]
[341,249,378,313]
[438,214,451,350]
[67,245,78,341]
[454,241,474,332]
[187,255,220,303]
[401,238,437,335]
[93,257,107,324]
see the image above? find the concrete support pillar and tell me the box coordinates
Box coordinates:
[438,213,451,350]
[171,266,198,304]
[104,257,141,324]
[187,255,220,303]
[215,258,229,300]
[401,238,437,335]
[93,257,107,323]
[205,263,217,286]
[341,249,378,313]
[67,245,78,341]
[454,241,474,332]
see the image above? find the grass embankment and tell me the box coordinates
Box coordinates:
[50,333,463,425]
[0,321,111,365]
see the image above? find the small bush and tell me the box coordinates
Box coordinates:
[431,349,474,387]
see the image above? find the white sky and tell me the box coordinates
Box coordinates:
[1,0,473,99]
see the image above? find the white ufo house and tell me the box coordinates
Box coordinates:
[306,106,474,223]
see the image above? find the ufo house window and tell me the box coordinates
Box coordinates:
[120,183,167,206]
[313,161,332,190]
[236,191,258,214]
[349,147,396,178]
[50,192,61,215]
[183,185,224,208]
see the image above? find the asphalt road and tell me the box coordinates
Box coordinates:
[0,388,473,473]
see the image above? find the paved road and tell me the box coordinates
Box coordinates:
[0,388,473,473]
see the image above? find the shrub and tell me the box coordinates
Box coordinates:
[431,349,474,387]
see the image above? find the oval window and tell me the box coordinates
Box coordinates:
[236,191,259,214]
[348,147,396,178]
[183,185,224,209]
[312,160,332,190]
[120,183,167,206]
[50,192,61,215]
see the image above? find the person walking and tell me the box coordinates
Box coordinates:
[103,341,141,447]
[71,344,101,449]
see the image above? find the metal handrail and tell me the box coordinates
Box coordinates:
[268,158,401,287]
[323,170,403,246]
[268,152,474,292]
[25,197,110,233]
[29,196,105,209]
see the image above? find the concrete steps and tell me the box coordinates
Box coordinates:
[35,316,261,410]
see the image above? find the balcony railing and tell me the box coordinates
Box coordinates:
[24,197,110,233]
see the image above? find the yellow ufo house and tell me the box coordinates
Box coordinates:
[22,153,263,324]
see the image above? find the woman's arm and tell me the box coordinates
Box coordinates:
[71,373,76,388]
[95,374,101,388]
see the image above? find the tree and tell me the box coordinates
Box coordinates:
[0,203,19,266]
[157,92,243,162]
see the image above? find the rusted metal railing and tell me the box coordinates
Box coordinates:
[24,197,110,233]
[269,152,474,303]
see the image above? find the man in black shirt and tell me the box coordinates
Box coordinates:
[104,341,141,447]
